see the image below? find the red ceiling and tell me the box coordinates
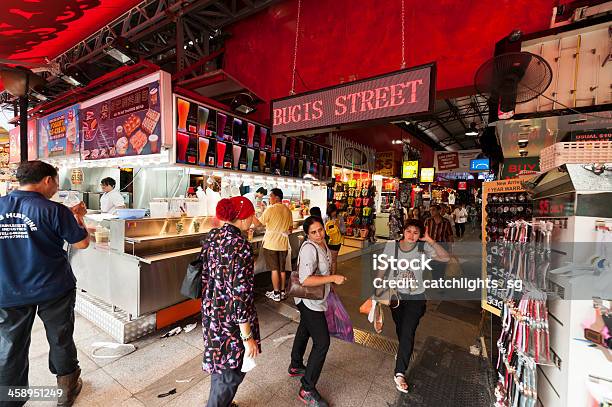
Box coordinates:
[0,0,141,62]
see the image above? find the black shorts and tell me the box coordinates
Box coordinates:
[328,244,341,252]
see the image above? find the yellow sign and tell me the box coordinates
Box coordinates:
[375,151,395,177]
[402,161,418,179]
[70,169,84,185]
[420,167,435,183]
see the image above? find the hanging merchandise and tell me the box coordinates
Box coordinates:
[388,198,404,240]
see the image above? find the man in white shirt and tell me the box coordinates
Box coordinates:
[452,203,468,239]
[99,177,125,214]
[242,187,267,215]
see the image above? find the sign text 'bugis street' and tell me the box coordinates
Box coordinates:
[271,64,435,134]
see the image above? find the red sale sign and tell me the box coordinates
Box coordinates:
[271,64,435,134]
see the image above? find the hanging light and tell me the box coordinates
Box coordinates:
[103,37,137,65]
[466,122,479,136]
[230,93,257,115]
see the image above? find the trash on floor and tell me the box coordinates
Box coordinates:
[272,333,295,347]
[175,378,194,383]
[183,322,197,333]
[160,326,182,338]
[91,342,136,359]
[157,388,177,398]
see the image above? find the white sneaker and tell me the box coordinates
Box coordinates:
[280,291,288,301]
[265,291,281,302]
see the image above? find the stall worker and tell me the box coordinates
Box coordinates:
[99,177,125,214]
[242,187,267,215]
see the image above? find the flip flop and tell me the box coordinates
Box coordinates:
[394,373,409,393]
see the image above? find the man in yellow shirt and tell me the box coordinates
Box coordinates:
[253,188,293,302]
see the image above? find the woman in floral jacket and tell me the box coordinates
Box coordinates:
[201,196,260,407]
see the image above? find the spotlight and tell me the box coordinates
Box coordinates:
[517,139,529,148]
[230,93,257,115]
[104,37,137,65]
[466,122,479,136]
[568,117,587,124]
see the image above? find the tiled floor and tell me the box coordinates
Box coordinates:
[23,232,488,406]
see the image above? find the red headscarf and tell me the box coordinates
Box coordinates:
[216,196,255,222]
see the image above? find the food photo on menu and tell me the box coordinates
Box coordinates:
[81,83,161,160]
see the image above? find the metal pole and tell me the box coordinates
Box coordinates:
[19,74,29,163]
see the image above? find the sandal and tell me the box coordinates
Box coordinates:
[394,373,409,394]
[373,303,383,334]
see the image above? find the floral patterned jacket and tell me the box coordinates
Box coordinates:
[201,223,260,373]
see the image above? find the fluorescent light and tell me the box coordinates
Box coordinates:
[59,74,82,87]
[568,118,587,124]
[30,90,47,101]
[518,139,529,144]
[466,130,479,136]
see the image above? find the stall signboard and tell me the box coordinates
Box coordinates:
[435,149,480,173]
[38,105,79,158]
[501,157,540,179]
[175,95,332,180]
[469,158,490,171]
[457,181,468,190]
[571,129,612,142]
[81,80,161,160]
[434,152,458,171]
[402,160,418,179]
[420,167,435,183]
[271,63,435,134]
[375,151,395,177]
[8,127,19,164]
[8,119,38,163]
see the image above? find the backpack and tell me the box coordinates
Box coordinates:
[325,220,343,245]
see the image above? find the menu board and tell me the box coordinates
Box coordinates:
[81,81,161,160]
[38,105,79,158]
[174,96,332,179]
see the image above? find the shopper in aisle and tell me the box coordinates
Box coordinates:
[289,216,347,407]
[324,204,346,274]
[468,204,479,232]
[380,219,450,393]
[0,161,90,407]
[309,206,322,218]
[425,205,454,244]
[201,197,260,407]
[453,203,469,239]
[441,205,455,233]
[253,188,294,302]
[99,177,125,214]
[410,207,422,222]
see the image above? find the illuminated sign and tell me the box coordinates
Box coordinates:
[271,64,435,134]
[402,161,419,179]
[469,158,490,171]
[458,181,468,190]
[420,167,435,183]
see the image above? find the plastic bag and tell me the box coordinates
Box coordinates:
[324,290,354,342]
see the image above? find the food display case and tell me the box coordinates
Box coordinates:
[72,216,215,319]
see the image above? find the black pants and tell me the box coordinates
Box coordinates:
[207,360,246,407]
[290,302,330,391]
[390,298,426,375]
[455,223,465,238]
[0,289,79,407]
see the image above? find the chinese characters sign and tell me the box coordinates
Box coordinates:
[38,105,79,158]
[9,119,38,163]
[81,81,161,160]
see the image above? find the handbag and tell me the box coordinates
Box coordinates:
[288,241,325,300]
[180,252,203,299]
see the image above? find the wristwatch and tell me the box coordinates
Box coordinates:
[240,331,253,341]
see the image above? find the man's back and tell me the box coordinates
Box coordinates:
[425,216,453,243]
[0,191,87,307]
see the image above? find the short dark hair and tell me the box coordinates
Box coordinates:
[431,204,441,211]
[101,177,116,188]
[256,187,267,195]
[303,215,324,237]
[309,206,322,218]
[403,219,424,236]
[326,204,338,218]
[270,188,283,200]
[16,161,58,185]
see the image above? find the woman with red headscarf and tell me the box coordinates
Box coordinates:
[201,196,260,407]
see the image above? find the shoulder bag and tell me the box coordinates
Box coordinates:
[288,241,325,300]
[180,228,218,299]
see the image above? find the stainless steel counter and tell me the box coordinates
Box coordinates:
[72,216,305,318]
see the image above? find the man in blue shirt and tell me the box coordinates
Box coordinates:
[0,161,89,407]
